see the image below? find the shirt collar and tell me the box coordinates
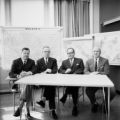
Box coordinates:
[44,57,48,61]
[21,58,27,64]
[94,57,99,63]
[69,58,74,62]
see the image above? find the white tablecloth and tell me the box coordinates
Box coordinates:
[16,74,114,88]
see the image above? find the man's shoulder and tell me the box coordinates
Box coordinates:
[62,59,68,63]
[100,57,108,63]
[28,58,35,63]
[13,58,21,63]
[74,57,83,62]
[86,58,93,63]
[86,57,108,63]
[37,58,43,63]
[49,57,57,61]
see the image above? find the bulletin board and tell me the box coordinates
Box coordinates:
[0,26,63,90]
[1,27,63,70]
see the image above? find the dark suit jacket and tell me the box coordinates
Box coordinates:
[84,57,109,75]
[9,58,35,78]
[58,57,84,74]
[36,57,57,74]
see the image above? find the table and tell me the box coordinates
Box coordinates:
[15,74,114,120]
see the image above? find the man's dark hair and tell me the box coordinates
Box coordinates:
[67,48,75,53]
[22,47,30,52]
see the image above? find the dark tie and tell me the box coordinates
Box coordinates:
[95,59,97,71]
[23,60,27,65]
[23,60,27,70]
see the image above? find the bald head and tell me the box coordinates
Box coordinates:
[93,47,101,58]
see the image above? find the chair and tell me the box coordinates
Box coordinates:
[95,88,107,114]
[6,76,20,113]
[6,77,23,120]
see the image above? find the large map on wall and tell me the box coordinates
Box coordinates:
[94,31,120,65]
[1,27,63,70]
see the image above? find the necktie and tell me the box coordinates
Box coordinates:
[95,59,97,71]
[45,58,48,65]
[23,60,27,65]
[23,60,27,70]
[70,59,73,66]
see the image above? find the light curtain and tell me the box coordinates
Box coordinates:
[54,0,90,37]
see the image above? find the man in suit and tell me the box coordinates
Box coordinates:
[9,48,35,119]
[85,47,116,113]
[36,46,58,119]
[59,48,84,116]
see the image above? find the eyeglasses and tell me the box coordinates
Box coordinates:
[67,52,74,54]
[43,51,50,53]
[93,51,100,53]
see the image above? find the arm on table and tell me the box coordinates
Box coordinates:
[74,59,84,74]
[58,61,66,74]
[98,59,110,75]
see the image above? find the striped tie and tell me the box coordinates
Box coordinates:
[95,59,97,71]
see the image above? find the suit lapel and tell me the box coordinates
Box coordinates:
[20,58,24,66]
[92,57,103,71]
[71,58,76,68]
[42,57,51,68]
[97,57,103,70]
[20,58,30,65]
[47,57,51,67]
[92,57,102,71]
[67,58,76,69]
[67,59,72,68]
[41,57,47,66]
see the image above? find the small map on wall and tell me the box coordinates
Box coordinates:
[94,31,120,65]
[62,37,93,64]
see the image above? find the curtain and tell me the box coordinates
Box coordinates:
[5,0,11,26]
[54,0,90,37]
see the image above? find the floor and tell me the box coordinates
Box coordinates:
[0,88,120,120]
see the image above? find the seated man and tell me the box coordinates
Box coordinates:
[9,48,35,119]
[85,47,116,113]
[36,46,58,119]
[58,48,84,116]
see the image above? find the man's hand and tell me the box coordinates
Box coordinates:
[19,71,32,78]
[45,69,52,73]
[26,71,33,76]
[65,68,72,74]
[41,69,52,74]
[20,71,27,78]
[90,71,99,75]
